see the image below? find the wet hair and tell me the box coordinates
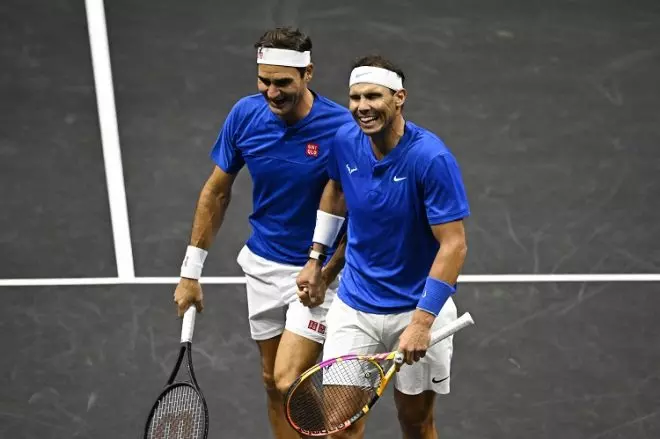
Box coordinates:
[350,54,405,91]
[254,27,312,77]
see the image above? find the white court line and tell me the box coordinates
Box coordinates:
[85,0,135,280]
[1,274,659,287]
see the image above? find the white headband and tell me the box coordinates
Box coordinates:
[349,66,403,91]
[257,47,311,67]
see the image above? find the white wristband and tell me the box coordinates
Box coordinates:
[180,246,208,280]
[312,210,345,247]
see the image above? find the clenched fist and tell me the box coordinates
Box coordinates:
[174,278,204,317]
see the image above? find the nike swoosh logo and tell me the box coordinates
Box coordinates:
[393,176,407,182]
[432,376,449,384]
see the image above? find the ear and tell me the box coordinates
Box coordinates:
[304,63,314,82]
[394,88,407,109]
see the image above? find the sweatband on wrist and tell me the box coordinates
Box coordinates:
[312,210,345,247]
[180,246,208,280]
[417,277,456,316]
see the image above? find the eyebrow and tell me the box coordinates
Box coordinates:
[349,91,384,99]
[258,76,294,86]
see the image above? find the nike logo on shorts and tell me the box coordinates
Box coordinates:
[432,376,449,384]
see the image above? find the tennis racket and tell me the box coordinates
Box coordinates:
[284,312,475,436]
[143,306,209,439]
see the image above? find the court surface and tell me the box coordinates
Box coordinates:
[2,0,660,438]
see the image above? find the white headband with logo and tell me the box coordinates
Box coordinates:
[257,47,311,67]
[349,66,403,91]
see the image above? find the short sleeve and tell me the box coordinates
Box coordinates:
[422,153,470,224]
[209,104,245,174]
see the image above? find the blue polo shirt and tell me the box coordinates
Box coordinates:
[211,92,353,266]
[328,121,470,313]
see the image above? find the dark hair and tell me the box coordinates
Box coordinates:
[254,27,312,77]
[254,26,312,52]
[351,54,406,89]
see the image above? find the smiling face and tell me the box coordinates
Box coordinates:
[349,83,406,136]
[257,64,312,118]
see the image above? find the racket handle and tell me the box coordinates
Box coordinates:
[181,306,197,343]
[430,312,474,346]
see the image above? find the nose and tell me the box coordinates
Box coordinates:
[267,85,280,100]
[357,97,371,113]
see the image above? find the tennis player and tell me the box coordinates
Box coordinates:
[296,55,470,439]
[174,27,352,439]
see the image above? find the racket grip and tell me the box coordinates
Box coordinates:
[430,312,474,346]
[181,306,197,343]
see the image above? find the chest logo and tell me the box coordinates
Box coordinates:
[393,176,407,182]
[346,164,358,174]
[306,143,319,157]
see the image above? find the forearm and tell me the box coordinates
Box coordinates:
[189,179,232,250]
[321,232,346,282]
[414,232,468,325]
[318,182,346,218]
[312,180,346,254]
[428,238,468,285]
[180,176,232,280]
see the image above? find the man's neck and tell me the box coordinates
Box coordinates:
[370,115,405,160]
[282,88,314,125]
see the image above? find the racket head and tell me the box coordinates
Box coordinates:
[143,382,209,439]
[284,352,398,436]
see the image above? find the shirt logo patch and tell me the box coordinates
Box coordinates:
[308,320,326,335]
[306,143,319,157]
[346,164,358,174]
[393,176,407,182]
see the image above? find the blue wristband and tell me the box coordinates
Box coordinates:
[417,277,456,316]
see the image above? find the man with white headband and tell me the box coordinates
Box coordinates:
[173,27,352,439]
[296,55,470,439]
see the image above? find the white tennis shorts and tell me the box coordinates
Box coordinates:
[322,294,457,395]
[236,245,338,344]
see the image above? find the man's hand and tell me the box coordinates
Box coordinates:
[174,278,204,317]
[296,259,326,308]
[398,310,435,365]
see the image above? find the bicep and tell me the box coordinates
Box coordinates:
[205,165,237,196]
[430,220,466,247]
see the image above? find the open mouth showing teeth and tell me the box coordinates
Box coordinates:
[359,116,377,123]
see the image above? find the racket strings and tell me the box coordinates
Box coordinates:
[147,385,206,439]
[288,358,389,433]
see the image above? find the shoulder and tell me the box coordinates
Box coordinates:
[221,94,269,134]
[406,122,463,178]
[325,122,360,160]
[407,122,452,160]
[230,94,267,118]
[333,121,361,146]
[313,93,354,124]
